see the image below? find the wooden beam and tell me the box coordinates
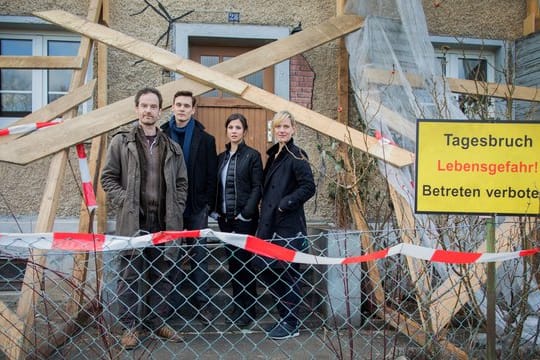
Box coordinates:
[37,4,110,358]
[0,13,364,165]
[14,152,69,360]
[380,305,468,360]
[523,0,540,36]
[364,67,540,102]
[389,187,432,331]
[0,80,95,145]
[9,2,103,359]
[0,300,25,359]
[428,218,529,333]
[38,12,250,95]
[447,77,540,102]
[363,95,416,141]
[25,11,412,167]
[0,56,83,69]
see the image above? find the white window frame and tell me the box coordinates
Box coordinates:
[432,36,504,81]
[432,36,505,119]
[0,18,91,128]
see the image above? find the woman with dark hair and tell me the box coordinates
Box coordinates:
[213,113,263,327]
[256,110,316,340]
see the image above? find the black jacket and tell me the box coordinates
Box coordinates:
[216,141,263,220]
[161,118,217,215]
[256,138,316,242]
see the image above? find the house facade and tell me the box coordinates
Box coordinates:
[0,0,532,229]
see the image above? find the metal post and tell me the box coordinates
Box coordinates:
[486,215,497,359]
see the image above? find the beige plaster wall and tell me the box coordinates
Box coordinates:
[0,0,528,222]
[423,0,526,40]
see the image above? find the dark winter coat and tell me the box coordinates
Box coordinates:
[100,125,188,260]
[216,141,263,220]
[161,118,217,215]
[256,138,316,245]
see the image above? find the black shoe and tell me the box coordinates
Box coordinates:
[264,322,279,333]
[268,321,299,340]
[225,308,242,324]
[234,315,253,328]
[197,308,212,325]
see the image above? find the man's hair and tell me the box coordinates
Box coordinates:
[173,90,197,107]
[135,87,163,108]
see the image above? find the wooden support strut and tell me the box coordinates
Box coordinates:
[364,67,540,102]
[0,56,83,69]
[0,80,96,145]
[0,13,367,166]
[17,10,412,168]
[0,12,362,358]
[0,1,104,359]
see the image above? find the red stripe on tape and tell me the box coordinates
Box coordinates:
[342,248,390,264]
[52,232,105,251]
[244,235,297,262]
[82,182,97,208]
[76,144,86,159]
[152,230,201,245]
[36,121,58,129]
[519,248,540,257]
[430,249,482,264]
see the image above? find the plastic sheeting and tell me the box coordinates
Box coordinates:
[344,0,540,347]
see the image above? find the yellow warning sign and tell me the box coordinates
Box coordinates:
[415,120,540,215]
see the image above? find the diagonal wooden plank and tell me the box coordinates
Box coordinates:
[9,3,103,360]
[0,299,25,359]
[0,56,83,69]
[0,80,95,145]
[18,10,412,167]
[428,218,529,333]
[365,67,540,102]
[0,13,364,165]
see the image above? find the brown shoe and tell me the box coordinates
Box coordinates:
[155,325,183,342]
[120,329,139,350]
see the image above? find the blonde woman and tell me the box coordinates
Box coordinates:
[256,110,316,340]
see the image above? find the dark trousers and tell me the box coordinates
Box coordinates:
[260,262,302,327]
[182,207,210,306]
[218,216,258,317]
[117,247,175,330]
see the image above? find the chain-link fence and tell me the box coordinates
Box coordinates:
[0,222,539,359]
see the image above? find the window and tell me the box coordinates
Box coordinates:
[433,37,503,119]
[0,33,80,125]
[198,53,265,99]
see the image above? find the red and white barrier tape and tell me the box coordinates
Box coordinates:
[75,144,97,212]
[0,229,538,265]
[0,119,96,211]
[0,118,62,137]
[374,130,396,145]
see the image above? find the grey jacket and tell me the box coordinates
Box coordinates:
[101,125,188,260]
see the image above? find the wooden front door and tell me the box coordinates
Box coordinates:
[190,45,275,162]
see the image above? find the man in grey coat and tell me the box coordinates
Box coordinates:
[101,87,188,349]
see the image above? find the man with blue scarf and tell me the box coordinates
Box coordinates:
[161,90,217,325]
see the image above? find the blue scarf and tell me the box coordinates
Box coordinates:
[168,116,194,166]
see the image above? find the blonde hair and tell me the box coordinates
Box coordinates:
[271,110,296,128]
